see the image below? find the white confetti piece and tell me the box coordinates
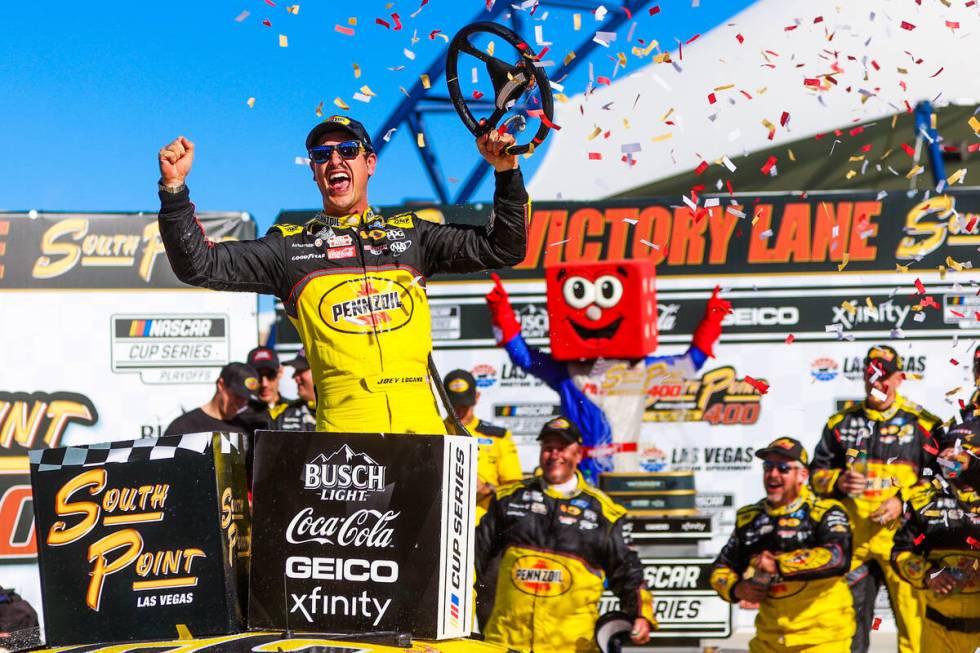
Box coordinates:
[383,128,397,142]
[295,156,311,165]
[594,5,608,21]
[234,10,250,22]
[548,239,570,247]
[704,198,720,208]
[404,48,416,60]
[722,155,736,172]
[639,239,660,250]
[621,142,642,153]
[534,25,551,46]
[353,92,372,103]
[726,207,745,219]
[759,229,773,239]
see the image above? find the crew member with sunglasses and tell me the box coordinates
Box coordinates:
[711,437,855,652]
[157,116,528,434]
[809,345,943,653]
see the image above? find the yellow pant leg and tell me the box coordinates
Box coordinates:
[750,638,851,653]
[921,617,977,653]
[870,529,924,653]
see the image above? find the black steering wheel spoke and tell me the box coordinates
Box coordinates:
[447,21,556,155]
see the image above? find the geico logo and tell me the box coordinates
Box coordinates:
[722,307,799,327]
[643,565,700,589]
[285,556,399,583]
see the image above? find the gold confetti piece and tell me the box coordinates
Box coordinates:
[841,300,857,316]
[399,86,410,97]
[315,101,323,117]
[246,97,255,108]
[420,74,431,89]
[653,53,672,63]
[617,52,627,67]
[417,132,425,148]
[969,116,980,135]
[348,16,357,26]
[846,170,857,179]
[359,85,376,97]
[286,5,299,15]
[892,114,899,129]
[487,41,495,56]
[353,63,361,78]
[573,13,581,30]
[757,86,768,95]
[947,168,966,185]
[838,254,850,271]
[555,93,569,103]
[939,264,947,280]
[865,297,876,311]
[714,83,735,92]
[906,164,924,179]
[333,97,350,110]
[761,118,776,132]
[279,34,288,47]
[788,148,796,161]
[896,263,909,272]
[849,155,865,162]
[846,448,859,458]
[946,386,963,397]
[661,108,675,122]
[650,133,672,142]
[563,51,576,66]
[947,256,964,272]
[587,126,602,141]
[880,148,893,160]
[623,118,630,129]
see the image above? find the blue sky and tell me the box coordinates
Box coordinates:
[0,0,755,233]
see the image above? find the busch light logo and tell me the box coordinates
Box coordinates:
[517,304,549,339]
[305,445,386,501]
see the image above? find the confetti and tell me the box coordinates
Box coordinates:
[785,334,795,344]
[722,156,736,172]
[335,25,354,36]
[404,48,415,60]
[234,10,250,22]
[262,19,271,27]
[420,74,431,89]
[745,376,770,395]
[314,101,323,117]
[947,169,966,185]
[286,5,299,14]
[353,63,361,78]
[278,34,288,47]
[870,388,888,402]
[294,156,310,165]
[695,161,709,175]
[382,128,397,142]
[760,156,777,175]
[649,5,660,15]
[391,13,402,30]
[417,133,425,148]
[969,116,980,135]
[588,152,602,160]
[246,97,255,108]
[333,97,350,110]
[900,21,915,31]
[872,617,882,631]
[838,254,850,272]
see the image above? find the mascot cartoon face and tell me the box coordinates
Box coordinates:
[545,259,658,361]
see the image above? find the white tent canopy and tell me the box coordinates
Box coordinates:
[528,0,980,200]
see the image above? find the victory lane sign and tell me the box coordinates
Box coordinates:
[248,431,476,640]
[29,433,251,645]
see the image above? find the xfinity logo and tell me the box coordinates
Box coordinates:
[657,303,680,332]
[722,306,799,327]
[832,301,909,329]
[304,445,386,501]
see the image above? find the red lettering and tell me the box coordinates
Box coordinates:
[0,485,36,558]
[747,205,775,262]
[811,201,851,262]
[706,206,738,264]
[517,210,568,269]
[849,202,880,260]
[771,203,812,262]
[631,206,670,264]
[565,208,604,262]
[668,208,707,265]
[605,208,638,260]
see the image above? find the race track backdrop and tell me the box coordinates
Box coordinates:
[0,211,259,615]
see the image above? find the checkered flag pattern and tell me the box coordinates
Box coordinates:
[29,432,241,472]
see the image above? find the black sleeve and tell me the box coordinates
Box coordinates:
[601,519,652,620]
[158,187,287,294]
[775,504,852,582]
[419,169,529,276]
[810,418,846,497]
[474,495,504,580]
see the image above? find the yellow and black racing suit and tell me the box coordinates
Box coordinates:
[158,171,528,433]
[891,466,980,653]
[710,486,854,652]
[809,395,941,653]
[446,416,524,523]
[475,471,655,653]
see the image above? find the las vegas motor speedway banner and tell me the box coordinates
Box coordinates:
[0,210,258,616]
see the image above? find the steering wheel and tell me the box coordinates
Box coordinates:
[446,21,556,155]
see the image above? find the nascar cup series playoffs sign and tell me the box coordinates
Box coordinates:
[248,431,476,640]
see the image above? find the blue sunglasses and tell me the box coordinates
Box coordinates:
[309,140,365,163]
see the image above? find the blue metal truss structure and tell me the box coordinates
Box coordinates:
[371,0,653,204]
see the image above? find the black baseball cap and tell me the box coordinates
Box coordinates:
[755,437,809,465]
[285,347,310,373]
[306,115,375,152]
[537,416,583,445]
[443,369,477,407]
[247,346,280,373]
[865,344,903,377]
[219,363,259,401]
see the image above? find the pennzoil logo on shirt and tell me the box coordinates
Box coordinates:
[319,276,415,334]
[511,556,573,596]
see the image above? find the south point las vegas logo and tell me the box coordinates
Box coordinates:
[304,444,386,501]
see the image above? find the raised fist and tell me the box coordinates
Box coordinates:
[158,136,195,186]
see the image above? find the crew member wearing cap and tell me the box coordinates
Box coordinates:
[246,346,290,412]
[712,438,854,652]
[474,416,655,653]
[442,369,523,522]
[270,348,316,431]
[891,426,980,652]
[157,116,527,434]
[164,363,260,436]
[810,345,943,653]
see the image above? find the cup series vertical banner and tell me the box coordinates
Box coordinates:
[248,431,476,640]
[29,433,251,645]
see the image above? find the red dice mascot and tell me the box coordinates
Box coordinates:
[486,259,731,481]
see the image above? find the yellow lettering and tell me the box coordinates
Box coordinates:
[139,222,167,282]
[32,218,86,279]
[48,468,106,546]
[87,529,143,610]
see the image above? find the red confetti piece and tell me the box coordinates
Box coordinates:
[588,152,602,160]
[901,143,915,157]
[707,92,717,104]
[429,29,442,40]
[814,16,824,24]
[921,296,939,310]
[785,334,795,344]
[850,126,865,136]
[740,90,752,100]
[649,5,661,15]
[951,311,965,318]
[335,25,354,36]
[264,0,276,5]
[914,278,926,295]
[760,156,778,175]
[391,13,402,30]
[262,19,272,26]
[735,33,744,44]
[745,376,770,395]
[597,76,612,86]
[619,6,632,19]
[375,18,391,28]
[900,21,915,31]
[871,60,880,71]
[872,617,882,631]
[951,359,960,366]
[472,91,484,100]
[695,161,709,175]
[784,25,798,32]
[686,34,700,44]
[930,67,944,78]
[527,109,562,131]
[914,534,926,545]
[946,20,960,29]
[923,443,939,455]
[803,78,821,88]
[860,144,873,152]
[780,111,790,126]
[968,536,980,549]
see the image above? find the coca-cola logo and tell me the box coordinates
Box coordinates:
[286,507,399,547]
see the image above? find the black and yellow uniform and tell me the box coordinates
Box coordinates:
[158,171,528,433]
[269,398,316,431]
[475,471,654,653]
[810,395,941,653]
[446,416,523,522]
[710,485,854,652]
[891,471,980,652]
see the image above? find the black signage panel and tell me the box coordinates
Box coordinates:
[248,431,476,640]
[29,433,250,645]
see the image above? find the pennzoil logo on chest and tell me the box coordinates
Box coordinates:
[317,276,415,334]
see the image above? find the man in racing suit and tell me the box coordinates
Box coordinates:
[711,438,854,652]
[809,345,942,653]
[157,116,528,434]
[475,417,655,653]
[269,349,316,431]
[891,424,980,652]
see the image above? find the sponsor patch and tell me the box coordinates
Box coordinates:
[328,246,356,260]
